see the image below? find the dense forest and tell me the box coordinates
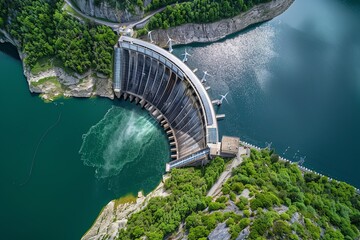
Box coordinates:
[117,157,225,239]
[93,0,145,12]
[147,0,271,30]
[0,0,117,76]
[0,0,7,28]
[116,149,360,239]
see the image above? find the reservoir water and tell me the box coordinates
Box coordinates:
[173,0,360,188]
[1,0,360,239]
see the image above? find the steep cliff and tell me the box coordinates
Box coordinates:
[73,0,151,23]
[145,0,294,47]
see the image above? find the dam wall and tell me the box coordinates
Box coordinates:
[113,36,219,163]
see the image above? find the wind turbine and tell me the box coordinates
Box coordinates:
[217,92,229,105]
[293,149,300,159]
[167,34,175,53]
[182,49,191,62]
[265,141,273,150]
[201,71,213,83]
[148,30,154,43]
[298,156,306,165]
[282,146,290,155]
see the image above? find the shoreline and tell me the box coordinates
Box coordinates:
[1,0,294,103]
[240,140,360,194]
[0,29,114,102]
[82,140,360,239]
[81,176,170,240]
[145,0,294,47]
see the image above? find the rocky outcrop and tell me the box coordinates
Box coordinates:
[209,222,231,240]
[28,67,114,101]
[82,176,170,240]
[74,0,151,23]
[1,29,113,101]
[145,0,294,47]
[0,29,29,82]
[0,29,20,47]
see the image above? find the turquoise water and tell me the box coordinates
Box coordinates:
[0,43,169,239]
[173,0,360,187]
[1,0,360,238]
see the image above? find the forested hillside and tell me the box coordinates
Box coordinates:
[146,0,271,30]
[116,149,360,239]
[94,0,145,12]
[0,0,117,76]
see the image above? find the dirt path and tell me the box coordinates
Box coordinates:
[207,149,245,198]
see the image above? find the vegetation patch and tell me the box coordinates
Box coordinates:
[145,0,271,31]
[30,76,65,102]
[114,194,137,209]
[114,148,360,239]
[2,0,117,77]
[117,157,225,239]
[31,76,61,87]
[31,57,55,75]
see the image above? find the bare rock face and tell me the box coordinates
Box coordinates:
[74,0,148,23]
[145,0,294,47]
[28,68,114,101]
[209,222,231,240]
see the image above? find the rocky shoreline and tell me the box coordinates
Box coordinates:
[0,29,114,101]
[1,0,294,103]
[28,67,114,101]
[82,176,170,240]
[144,0,294,47]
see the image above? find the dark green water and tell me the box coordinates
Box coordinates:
[1,0,360,238]
[0,43,169,239]
[174,0,360,187]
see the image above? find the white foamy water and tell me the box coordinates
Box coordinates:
[79,106,161,178]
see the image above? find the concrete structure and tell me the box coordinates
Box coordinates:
[220,136,240,157]
[114,36,219,168]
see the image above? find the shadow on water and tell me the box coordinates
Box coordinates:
[0,42,20,60]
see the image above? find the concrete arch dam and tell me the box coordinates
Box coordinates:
[113,36,219,168]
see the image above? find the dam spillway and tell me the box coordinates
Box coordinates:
[113,36,219,167]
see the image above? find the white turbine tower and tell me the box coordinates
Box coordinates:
[167,35,174,53]
[182,49,191,62]
[201,71,212,83]
[148,30,154,43]
[217,92,229,105]
[298,156,306,165]
[265,141,273,150]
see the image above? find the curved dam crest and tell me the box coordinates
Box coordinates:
[113,36,221,169]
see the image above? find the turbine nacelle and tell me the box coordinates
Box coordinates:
[201,71,213,83]
[265,141,272,150]
[220,92,229,103]
[182,49,191,62]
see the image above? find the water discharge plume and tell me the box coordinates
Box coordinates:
[79,106,162,179]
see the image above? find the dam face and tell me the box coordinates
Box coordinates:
[113,36,218,167]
